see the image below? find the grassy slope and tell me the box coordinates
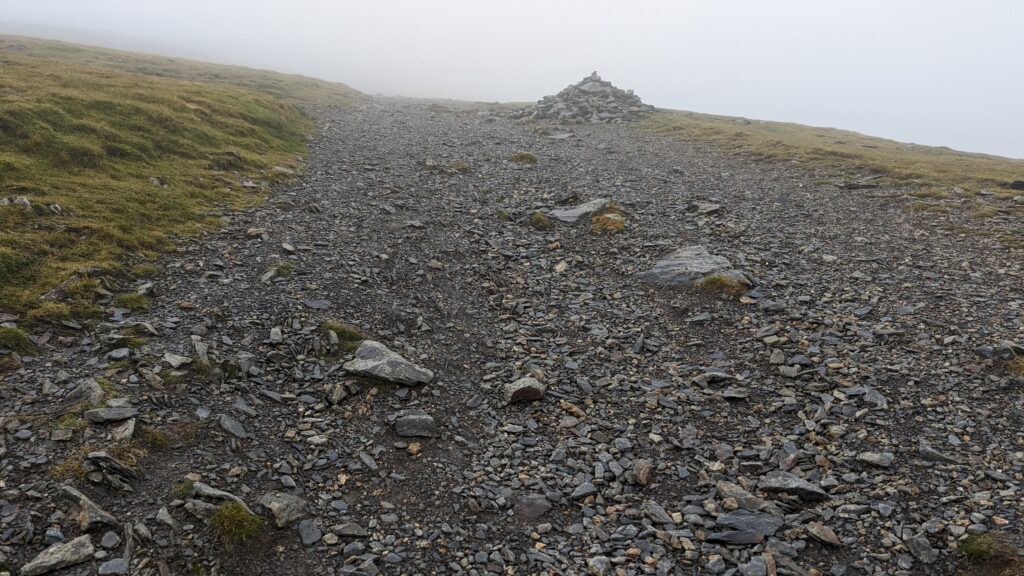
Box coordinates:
[644,110,1024,194]
[0,35,361,107]
[0,38,359,320]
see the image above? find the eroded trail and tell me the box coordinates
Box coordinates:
[3,100,1022,576]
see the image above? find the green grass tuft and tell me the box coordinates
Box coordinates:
[697,274,749,297]
[529,211,553,231]
[210,501,263,545]
[169,480,195,499]
[321,321,365,353]
[113,293,150,311]
[0,326,35,354]
[510,151,538,164]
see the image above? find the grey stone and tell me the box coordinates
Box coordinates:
[59,485,117,530]
[65,379,104,405]
[758,471,829,501]
[343,340,434,386]
[503,377,546,403]
[548,198,609,223]
[716,510,783,535]
[191,482,255,515]
[297,519,322,546]
[640,246,739,287]
[394,409,437,437]
[100,530,121,548]
[84,407,138,424]
[856,451,895,467]
[586,555,612,575]
[98,558,130,575]
[260,492,309,528]
[706,530,765,544]
[513,493,551,520]
[218,414,247,438]
[906,534,938,563]
[571,482,597,499]
[20,535,94,576]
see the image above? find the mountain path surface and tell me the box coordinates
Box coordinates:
[3,99,1023,576]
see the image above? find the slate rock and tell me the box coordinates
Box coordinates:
[548,198,609,223]
[716,510,783,536]
[394,409,438,437]
[343,340,434,386]
[84,407,138,424]
[513,493,551,520]
[218,414,248,438]
[20,535,95,576]
[503,377,546,403]
[260,492,309,528]
[640,246,739,287]
[758,471,829,501]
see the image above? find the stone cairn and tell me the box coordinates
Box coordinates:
[513,71,655,123]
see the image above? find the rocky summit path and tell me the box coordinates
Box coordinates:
[2,99,1023,576]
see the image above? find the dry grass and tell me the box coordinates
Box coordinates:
[1008,358,1024,376]
[0,35,361,108]
[529,211,553,230]
[321,321,365,353]
[210,501,263,546]
[510,151,538,164]
[0,326,35,354]
[644,110,1024,192]
[0,50,311,317]
[958,533,1023,576]
[590,203,627,235]
[697,274,750,296]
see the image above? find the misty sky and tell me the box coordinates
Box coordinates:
[3,0,1022,158]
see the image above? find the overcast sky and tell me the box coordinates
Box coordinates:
[3,0,1021,158]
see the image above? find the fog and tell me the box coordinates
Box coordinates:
[3,0,1021,158]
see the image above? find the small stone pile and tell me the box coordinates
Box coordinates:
[515,71,655,123]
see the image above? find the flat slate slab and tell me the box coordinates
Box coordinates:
[344,340,434,386]
[548,198,609,223]
[639,245,736,286]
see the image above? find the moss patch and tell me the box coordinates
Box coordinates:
[697,274,749,297]
[0,326,35,354]
[210,501,263,545]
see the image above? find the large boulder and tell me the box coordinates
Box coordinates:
[343,340,434,386]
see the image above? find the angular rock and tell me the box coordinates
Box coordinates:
[706,530,765,545]
[856,451,895,467]
[806,521,841,545]
[716,510,783,536]
[394,409,437,437]
[906,534,938,563]
[84,407,138,424]
[343,340,433,386]
[59,485,117,530]
[758,471,829,501]
[503,377,546,403]
[192,482,255,515]
[260,492,309,528]
[20,535,95,576]
[218,414,247,439]
[296,519,322,546]
[548,198,609,224]
[640,246,740,287]
[513,493,551,520]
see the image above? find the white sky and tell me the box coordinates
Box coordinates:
[2,0,1022,158]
